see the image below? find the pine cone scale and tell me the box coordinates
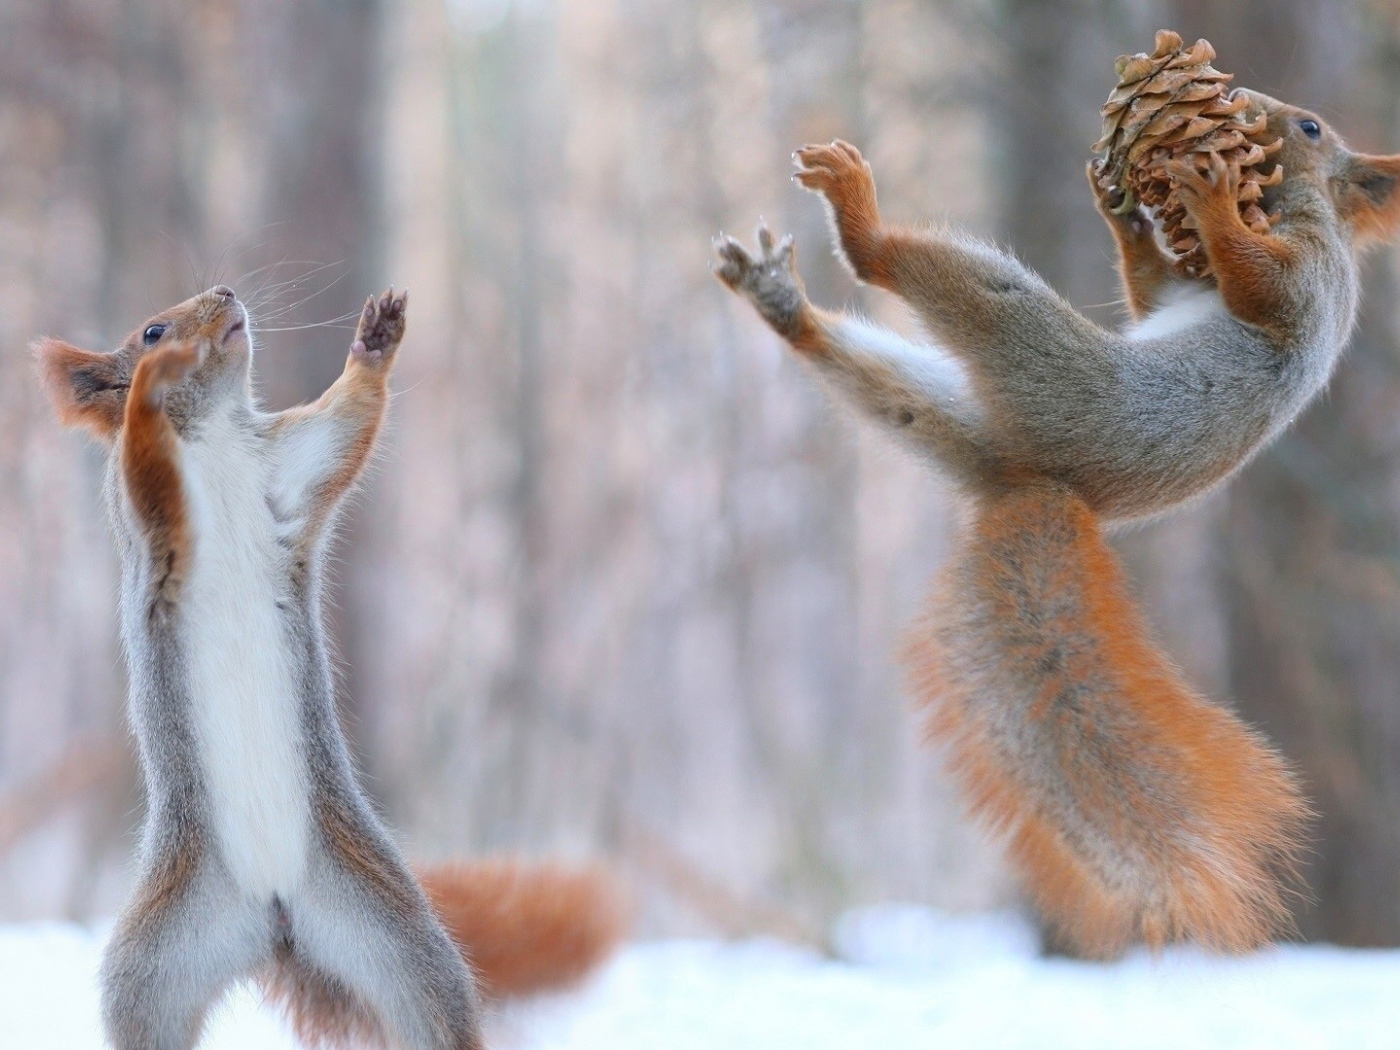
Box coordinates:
[1094,30,1284,278]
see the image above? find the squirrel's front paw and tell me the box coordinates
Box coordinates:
[351,287,408,367]
[793,142,883,273]
[793,140,876,202]
[1166,152,1239,217]
[137,340,205,403]
[712,224,811,340]
[1087,161,1154,237]
[793,141,881,234]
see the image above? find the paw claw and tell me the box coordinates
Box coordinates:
[712,234,757,288]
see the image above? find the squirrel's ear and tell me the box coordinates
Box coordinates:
[1335,153,1400,246]
[33,338,130,441]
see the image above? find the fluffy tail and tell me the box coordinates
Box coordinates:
[904,483,1310,956]
[419,857,628,999]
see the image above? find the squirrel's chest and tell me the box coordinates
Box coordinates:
[182,434,312,896]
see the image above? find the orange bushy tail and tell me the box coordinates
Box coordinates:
[904,484,1310,956]
[419,857,628,999]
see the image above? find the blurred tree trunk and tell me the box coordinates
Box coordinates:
[367,0,1016,936]
[1174,0,1400,944]
[248,0,386,771]
[995,0,1144,312]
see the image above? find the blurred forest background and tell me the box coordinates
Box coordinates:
[3,0,1400,947]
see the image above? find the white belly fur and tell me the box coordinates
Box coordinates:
[183,416,310,897]
[1125,284,1227,342]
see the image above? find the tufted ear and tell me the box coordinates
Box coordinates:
[1334,152,1400,247]
[33,338,131,441]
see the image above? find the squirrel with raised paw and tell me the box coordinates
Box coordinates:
[713,88,1400,955]
[35,287,624,1049]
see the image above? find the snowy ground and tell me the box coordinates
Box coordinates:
[4,907,1399,1049]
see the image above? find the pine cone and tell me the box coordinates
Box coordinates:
[1093,30,1283,278]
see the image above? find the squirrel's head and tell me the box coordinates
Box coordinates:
[34,285,250,442]
[1237,89,1400,248]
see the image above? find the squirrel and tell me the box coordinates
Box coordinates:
[34,287,625,1049]
[713,90,1400,956]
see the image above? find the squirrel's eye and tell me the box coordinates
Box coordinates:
[1299,119,1322,141]
[142,324,167,346]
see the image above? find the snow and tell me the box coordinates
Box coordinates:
[4,907,1399,1049]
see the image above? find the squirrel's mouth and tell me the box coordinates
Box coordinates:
[221,317,247,345]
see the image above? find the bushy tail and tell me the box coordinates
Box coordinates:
[420,857,628,999]
[903,483,1310,956]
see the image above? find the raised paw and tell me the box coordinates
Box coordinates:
[1166,151,1239,215]
[351,287,408,367]
[792,140,875,202]
[711,224,811,341]
[1087,161,1157,239]
[793,141,884,278]
[1087,161,1149,229]
[713,224,795,290]
[135,340,205,405]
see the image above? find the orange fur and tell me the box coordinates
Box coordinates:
[904,485,1310,956]
[1167,151,1301,336]
[794,140,893,287]
[118,341,203,599]
[419,858,628,1000]
[316,794,422,915]
[265,288,404,561]
[33,338,133,440]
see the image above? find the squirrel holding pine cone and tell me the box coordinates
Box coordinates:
[714,31,1400,955]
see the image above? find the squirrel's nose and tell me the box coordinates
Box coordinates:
[210,285,236,300]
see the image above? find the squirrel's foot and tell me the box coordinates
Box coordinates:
[351,287,408,367]
[136,340,205,406]
[1166,152,1240,224]
[1087,160,1155,238]
[794,140,880,221]
[794,141,885,280]
[712,224,812,342]
[793,140,877,203]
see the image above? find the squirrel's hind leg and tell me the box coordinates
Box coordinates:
[713,225,817,344]
[794,141,1110,373]
[100,860,268,1050]
[277,825,483,1050]
[715,225,1003,487]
